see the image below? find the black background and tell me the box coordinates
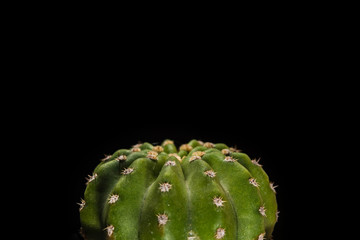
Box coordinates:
[47,84,311,240]
[7,8,336,239]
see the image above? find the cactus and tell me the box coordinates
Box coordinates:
[79,140,278,240]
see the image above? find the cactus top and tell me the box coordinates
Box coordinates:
[80,139,278,240]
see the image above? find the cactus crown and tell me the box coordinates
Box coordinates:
[80,139,278,240]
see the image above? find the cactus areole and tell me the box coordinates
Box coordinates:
[79,140,278,240]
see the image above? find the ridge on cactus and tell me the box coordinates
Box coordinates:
[79,139,278,240]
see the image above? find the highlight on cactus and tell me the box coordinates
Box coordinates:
[79,139,278,240]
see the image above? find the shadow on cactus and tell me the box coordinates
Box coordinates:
[79,139,278,240]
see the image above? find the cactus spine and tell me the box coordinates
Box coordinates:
[80,140,278,240]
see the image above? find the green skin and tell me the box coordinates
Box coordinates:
[80,140,278,240]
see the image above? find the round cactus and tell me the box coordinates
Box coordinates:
[79,139,278,240]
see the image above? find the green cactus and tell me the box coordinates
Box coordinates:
[79,140,278,240]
